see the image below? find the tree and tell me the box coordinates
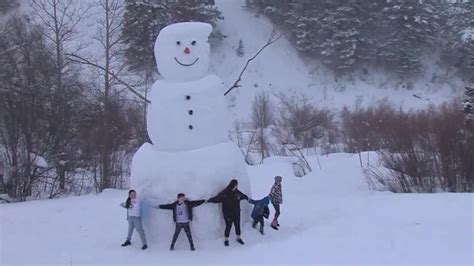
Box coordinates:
[0,0,18,14]
[236,39,244,57]
[377,0,440,77]
[440,0,474,80]
[121,0,223,74]
[251,92,274,163]
[464,87,474,123]
[31,0,90,190]
[0,16,86,200]
[94,0,126,191]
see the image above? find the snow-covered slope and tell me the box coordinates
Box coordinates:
[1,152,472,265]
[212,0,464,120]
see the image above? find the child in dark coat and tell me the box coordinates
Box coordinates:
[248,196,270,235]
[208,179,249,246]
[158,193,205,251]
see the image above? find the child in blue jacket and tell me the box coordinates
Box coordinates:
[248,196,270,235]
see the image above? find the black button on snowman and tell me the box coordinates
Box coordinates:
[148,22,231,152]
[185,95,194,130]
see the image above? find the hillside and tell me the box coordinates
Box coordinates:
[211,0,465,121]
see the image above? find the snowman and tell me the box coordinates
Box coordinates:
[130,22,251,242]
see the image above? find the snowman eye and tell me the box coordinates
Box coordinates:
[176,41,181,46]
[191,40,196,46]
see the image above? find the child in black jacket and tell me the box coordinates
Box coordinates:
[158,193,205,251]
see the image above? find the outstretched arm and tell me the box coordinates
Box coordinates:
[158,203,174,210]
[208,193,223,203]
[238,190,249,201]
[189,200,206,208]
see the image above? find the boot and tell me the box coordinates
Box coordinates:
[121,240,131,247]
[271,220,279,230]
[190,245,195,251]
[259,225,264,235]
[236,238,245,245]
[170,245,174,251]
[224,240,229,246]
[141,244,148,250]
[252,220,257,228]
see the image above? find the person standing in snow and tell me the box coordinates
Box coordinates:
[208,179,249,246]
[269,176,283,230]
[248,196,270,235]
[158,193,205,251]
[120,189,148,250]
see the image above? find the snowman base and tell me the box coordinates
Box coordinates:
[130,141,251,242]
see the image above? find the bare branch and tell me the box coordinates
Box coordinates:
[65,53,150,103]
[224,27,282,96]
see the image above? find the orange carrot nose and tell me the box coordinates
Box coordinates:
[184,47,190,54]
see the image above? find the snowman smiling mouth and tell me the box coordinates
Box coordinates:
[174,57,200,67]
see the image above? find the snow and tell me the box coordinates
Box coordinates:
[147,75,229,151]
[462,28,474,42]
[30,153,48,168]
[1,152,473,265]
[130,142,251,241]
[211,0,464,120]
[155,22,213,82]
[131,22,251,241]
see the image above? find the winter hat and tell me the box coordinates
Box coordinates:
[275,176,282,182]
[177,193,185,198]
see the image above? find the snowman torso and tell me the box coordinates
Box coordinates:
[147,74,229,152]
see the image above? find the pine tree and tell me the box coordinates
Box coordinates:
[440,0,474,80]
[0,0,17,14]
[236,39,245,57]
[121,0,223,73]
[121,0,169,73]
[314,1,373,73]
[465,86,474,122]
[377,0,440,77]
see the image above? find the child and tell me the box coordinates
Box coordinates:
[208,179,249,246]
[248,196,270,235]
[158,193,205,251]
[269,176,283,230]
[120,189,148,250]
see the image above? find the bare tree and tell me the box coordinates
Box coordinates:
[251,91,274,163]
[31,0,90,190]
[94,0,125,191]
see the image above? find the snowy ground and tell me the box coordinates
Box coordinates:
[1,152,473,265]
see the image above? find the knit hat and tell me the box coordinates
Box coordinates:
[275,176,282,182]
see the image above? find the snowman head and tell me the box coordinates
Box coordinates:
[154,22,213,82]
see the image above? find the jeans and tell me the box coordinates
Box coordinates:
[171,222,194,247]
[127,216,147,245]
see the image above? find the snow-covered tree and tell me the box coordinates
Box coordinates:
[121,0,222,74]
[0,0,17,14]
[440,1,474,80]
[464,87,474,122]
[377,0,440,77]
[314,1,374,73]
